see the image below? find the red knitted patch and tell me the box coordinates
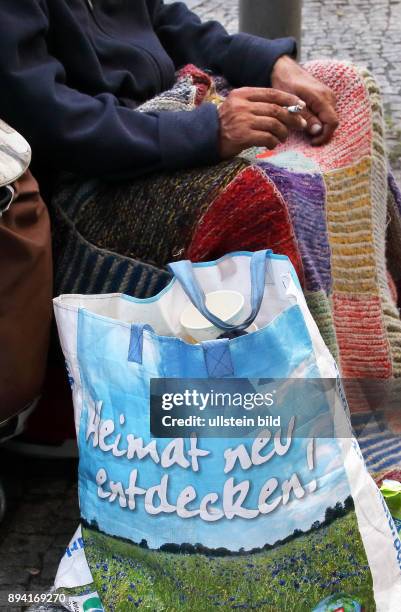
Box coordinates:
[187,165,304,284]
[376,469,401,488]
[387,271,398,305]
[333,294,392,379]
[274,62,372,172]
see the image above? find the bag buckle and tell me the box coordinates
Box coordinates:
[0,185,15,217]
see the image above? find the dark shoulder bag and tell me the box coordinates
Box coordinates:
[0,120,53,419]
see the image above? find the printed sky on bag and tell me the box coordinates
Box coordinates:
[79,393,351,551]
[76,306,351,551]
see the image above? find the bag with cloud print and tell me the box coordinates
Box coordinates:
[52,250,401,611]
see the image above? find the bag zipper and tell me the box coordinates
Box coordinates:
[84,0,164,91]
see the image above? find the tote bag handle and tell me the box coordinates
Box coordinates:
[167,250,273,333]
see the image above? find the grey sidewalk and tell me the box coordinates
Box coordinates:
[1,0,401,604]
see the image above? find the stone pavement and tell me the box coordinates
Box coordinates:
[1,0,401,607]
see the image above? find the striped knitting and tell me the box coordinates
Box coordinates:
[52,62,401,388]
[189,61,401,385]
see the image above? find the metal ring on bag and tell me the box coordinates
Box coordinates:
[0,185,15,217]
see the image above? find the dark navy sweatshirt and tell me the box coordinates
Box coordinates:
[0,0,296,178]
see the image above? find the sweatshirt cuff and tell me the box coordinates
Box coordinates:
[221,32,297,87]
[158,103,221,170]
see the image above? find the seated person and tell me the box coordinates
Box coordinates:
[0,0,337,179]
[0,0,399,382]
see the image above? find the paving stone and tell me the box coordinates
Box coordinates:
[0,534,53,568]
[0,567,31,587]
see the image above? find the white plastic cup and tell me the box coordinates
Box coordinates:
[180,290,245,343]
[245,323,258,334]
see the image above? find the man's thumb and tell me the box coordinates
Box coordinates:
[302,108,323,135]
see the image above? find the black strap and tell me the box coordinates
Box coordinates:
[0,185,14,216]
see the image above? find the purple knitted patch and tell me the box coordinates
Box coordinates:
[259,162,331,293]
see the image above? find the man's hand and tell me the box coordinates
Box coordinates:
[218,87,307,159]
[271,55,339,146]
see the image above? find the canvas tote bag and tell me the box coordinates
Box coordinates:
[52,250,401,611]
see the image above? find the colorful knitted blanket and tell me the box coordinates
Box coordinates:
[32,62,401,612]
[185,62,401,385]
[53,61,401,389]
[145,61,401,386]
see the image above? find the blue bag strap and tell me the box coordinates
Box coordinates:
[128,323,154,364]
[168,250,273,332]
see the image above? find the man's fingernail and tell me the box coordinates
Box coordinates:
[301,118,307,128]
[297,99,306,109]
[310,123,323,135]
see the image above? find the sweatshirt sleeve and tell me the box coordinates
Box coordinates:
[150,1,297,87]
[0,0,221,178]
